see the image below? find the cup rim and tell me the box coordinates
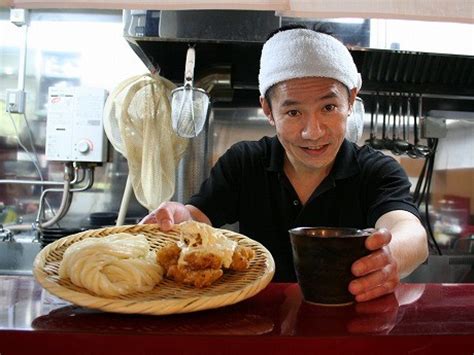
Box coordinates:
[288,226,374,238]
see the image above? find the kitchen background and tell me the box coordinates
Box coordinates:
[0,8,473,280]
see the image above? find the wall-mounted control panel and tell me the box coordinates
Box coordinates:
[46,87,108,162]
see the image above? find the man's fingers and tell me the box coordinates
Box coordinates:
[139,213,157,225]
[353,280,399,302]
[138,203,176,229]
[158,218,173,231]
[349,264,399,300]
[138,202,195,230]
[352,248,392,276]
[365,228,391,250]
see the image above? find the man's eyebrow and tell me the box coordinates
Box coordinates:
[281,99,300,107]
[320,91,339,100]
[280,91,340,107]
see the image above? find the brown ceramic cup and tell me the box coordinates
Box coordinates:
[289,227,373,306]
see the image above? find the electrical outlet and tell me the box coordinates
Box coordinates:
[6,89,26,114]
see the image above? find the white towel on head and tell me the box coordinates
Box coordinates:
[258,29,362,96]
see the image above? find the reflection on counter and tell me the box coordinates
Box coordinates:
[279,283,425,336]
[1,276,474,341]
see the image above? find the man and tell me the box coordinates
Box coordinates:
[141,26,428,302]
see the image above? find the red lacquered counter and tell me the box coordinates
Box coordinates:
[1,276,473,355]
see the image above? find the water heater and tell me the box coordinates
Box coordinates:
[45,87,108,162]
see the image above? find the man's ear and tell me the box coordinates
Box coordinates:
[260,96,275,126]
[348,88,358,116]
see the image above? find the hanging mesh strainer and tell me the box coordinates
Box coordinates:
[103,74,188,212]
[171,46,210,138]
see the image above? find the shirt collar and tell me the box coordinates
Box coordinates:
[265,136,285,172]
[331,139,360,180]
[265,136,360,180]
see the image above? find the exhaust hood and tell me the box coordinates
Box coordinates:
[123,10,474,113]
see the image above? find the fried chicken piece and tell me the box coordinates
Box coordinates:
[183,251,223,270]
[229,245,255,271]
[167,264,224,288]
[156,242,181,270]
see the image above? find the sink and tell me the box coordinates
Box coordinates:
[0,241,41,275]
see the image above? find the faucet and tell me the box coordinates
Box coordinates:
[0,224,14,242]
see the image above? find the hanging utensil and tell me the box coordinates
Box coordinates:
[414,95,431,157]
[382,94,394,151]
[171,45,211,138]
[407,95,420,158]
[391,94,400,154]
[392,95,411,155]
[364,96,376,146]
[370,93,385,149]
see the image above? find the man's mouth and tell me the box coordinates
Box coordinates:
[301,144,329,155]
[304,145,325,150]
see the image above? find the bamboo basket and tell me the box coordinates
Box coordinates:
[33,224,275,315]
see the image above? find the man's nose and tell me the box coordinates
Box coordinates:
[301,115,325,140]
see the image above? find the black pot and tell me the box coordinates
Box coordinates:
[88,212,118,227]
[39,227,84,248]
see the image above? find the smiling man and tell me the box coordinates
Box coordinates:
[141,26,428,302]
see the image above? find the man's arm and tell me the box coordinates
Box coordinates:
[375,210,428,278]
[349,210,428,302]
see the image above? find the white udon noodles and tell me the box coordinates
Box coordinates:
[58,233,163,297]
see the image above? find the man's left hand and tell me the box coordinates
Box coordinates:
[348,229,400,302]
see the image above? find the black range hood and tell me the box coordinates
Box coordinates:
[124,10,474,113]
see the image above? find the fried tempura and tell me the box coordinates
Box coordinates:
[183,251,223,270]
[155,221,255,287]
[167,264,224,288]
[230,246,255,271]
[156,242,181,270]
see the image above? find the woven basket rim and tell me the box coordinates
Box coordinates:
[33,224,275,315]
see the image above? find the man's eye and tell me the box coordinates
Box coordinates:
[286,110,300,117]
[323,104,336,112]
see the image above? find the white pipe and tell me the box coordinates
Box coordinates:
[116,175,133,226]
[17,25,27,91]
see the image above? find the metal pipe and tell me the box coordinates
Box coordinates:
[4,166,95,233]
[37,164,73,228]
[2,224,34,232]
[35,166,95,227]
[36,168,94,196]
[0,164,83,187]
[0,179,64,186]
[69,167,95,192]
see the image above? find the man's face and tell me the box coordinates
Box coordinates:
[261,77,356,175]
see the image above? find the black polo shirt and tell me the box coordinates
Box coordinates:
[188,136,420,282]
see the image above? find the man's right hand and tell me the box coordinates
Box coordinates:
[139,201,193,231]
